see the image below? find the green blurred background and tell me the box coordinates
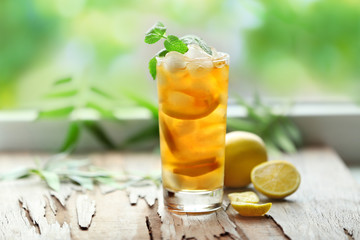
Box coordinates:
[1,0,360,110]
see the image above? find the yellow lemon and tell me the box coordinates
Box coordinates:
[228,191,260,203]
[251,160,301,199]
[224,131,267,187]
[231,202,272,217]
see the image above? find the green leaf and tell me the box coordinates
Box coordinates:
[235,96,267,123]
[95,176,126,190]
[264,140,282,158]
[57,169,109,178]
[53,77,72,86]
[59,122,81,153]
[226,118,257,133]
[230,93,301,154]
[45,158,90,172]
[144,22,166,44]
[272,125,297,153]
[38,106,75,119]
[181,35,212,55]
[164,35,188,54]
[42,170,60,191]
[43,153,69,170]
[125,93,158,118]
[63,160,91,170]
[158,49,168,57]
[68,175,94,190]
[90,86,113,100]
[148,50,168,80]
[45,89,78,98]
[86,102,114,119]
[253,91,262,107]
[148,57,157,80]
[82,121,116,149]
[121,121,159,148]
[282,118,302,146]
[0,167,30,181]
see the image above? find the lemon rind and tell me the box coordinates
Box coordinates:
[251,160,301,199]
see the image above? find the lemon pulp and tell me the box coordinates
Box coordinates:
[251,160,301,199]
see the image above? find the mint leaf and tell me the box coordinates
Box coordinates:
[164,35,188,54]
[148,50,168,80]
[53,77,72,86]
[42,170,61,191]
[95,176,126,190]
[0,167,30,181]
[158,49,168,57]
[145,22,166,44]
[69,175,94,190]
[90,86,113,100]
[82,120,116,149]
[60,121,80,153]
[38,106,75,119]
[125,92,159,118]
[45,89,78,98]
[30,169,60,191]
[181,35,212,55]
[86,102,115,119]
[148,57,157,80]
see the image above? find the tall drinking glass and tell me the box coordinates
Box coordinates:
[156,51,229,213]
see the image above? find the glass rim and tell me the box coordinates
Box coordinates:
[156,52,229,63]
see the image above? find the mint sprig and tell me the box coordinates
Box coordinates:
[144,22,167,44]
[145,22,212,80]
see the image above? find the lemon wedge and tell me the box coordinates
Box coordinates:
[251,160,301,199]
[231,202,272,217]
[228,191,259,203]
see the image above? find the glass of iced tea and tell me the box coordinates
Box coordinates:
[156,45,229,212]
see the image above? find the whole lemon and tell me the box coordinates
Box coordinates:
[224,131,267,188]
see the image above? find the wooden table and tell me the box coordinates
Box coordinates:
[0,147,359,240]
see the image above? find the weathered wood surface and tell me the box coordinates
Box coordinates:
[76,195,96,229]
[0,147,359,240]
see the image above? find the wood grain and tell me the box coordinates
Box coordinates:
[0,148,359,240]
[76,195,96,229]
[0,179,71,240]
[268,148,360,240]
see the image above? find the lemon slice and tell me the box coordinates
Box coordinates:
[162,90,219,120]
[231,202,272,217]
[228,191,259,203]
[251,160,301,199]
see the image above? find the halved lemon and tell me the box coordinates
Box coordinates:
[224,131,267,188]
[251,160,301,199]
[231,202,272,217]
[228,191,259,203]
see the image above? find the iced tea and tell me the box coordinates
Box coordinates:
[157,48,229,212]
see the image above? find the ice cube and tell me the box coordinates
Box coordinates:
[163,51,187,72]
[213,59,226,68]
[172,121,196,137]
[210,47,220,58]
[184,44,211,59]
[211,48,227,68]
[167,91,194,107]
[187,59,213,77]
